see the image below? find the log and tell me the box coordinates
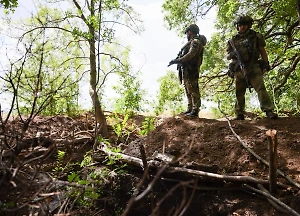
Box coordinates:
[96,143,287,187]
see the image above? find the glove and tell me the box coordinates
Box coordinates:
[227,70,234,79]
[227,62,235,78]
[228,52,236,59]
[264,61,271,71]
[168,59,180,67]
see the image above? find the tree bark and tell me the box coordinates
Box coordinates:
[88,0,108,137]
[297,0,300,27]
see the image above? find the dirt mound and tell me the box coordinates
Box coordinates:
[1,113,300,215]
[126,115,300,180]
[123,115,300,215]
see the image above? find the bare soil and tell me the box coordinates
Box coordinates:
[121,113,300,215]
[1,112,300,215]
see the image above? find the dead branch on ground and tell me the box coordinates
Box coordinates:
[257,184,290,215]
[218,103,300,189]
[244,184,300,216]
[96,142,288,187]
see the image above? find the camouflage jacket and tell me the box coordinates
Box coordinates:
[227,29,266,64]
[178,35,206,70]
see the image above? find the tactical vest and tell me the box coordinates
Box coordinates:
[232,29,259,63]
[182,35,206,68]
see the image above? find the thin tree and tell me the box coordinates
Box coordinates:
[2,0,143,136]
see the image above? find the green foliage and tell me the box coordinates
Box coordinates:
[105,45,146,114]
[98,143,127,177]
[57,150,65,162]
[71,27,93,40]
[52,150,76,176]
[138,116,155,136]
[162,0,300,114]
[3,6,84,116]
[0,0,17,10]
[0,201,15,208]
[162,0,213,34]
[154,70,185,115]
[97,136,111,145]
[105,146,123,166]
[65,145,126,208]
[67,171,100,208]
[108,112,130,139]
[2,0,145,121]
[112,72,145,114]
[80,151,93,167]
[199,34,233,109]
[162,0,195,33]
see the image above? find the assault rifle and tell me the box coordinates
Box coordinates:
[168,41,191,84]
[228,39,252,93]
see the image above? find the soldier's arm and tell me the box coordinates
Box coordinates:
[257,32,271,71]
[258,46,268,63]
[226,42,234,60]
[257,32,268,62]
[226,38,239,60]
[178,39,202,63]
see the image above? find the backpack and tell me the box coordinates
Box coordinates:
[198,34,207,47]
[197,34,207,65]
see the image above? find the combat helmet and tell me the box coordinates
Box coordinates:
[235,15,253,30]
[185,24,200,34]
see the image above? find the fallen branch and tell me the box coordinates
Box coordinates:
[169,166,286,187]
[244,184,300,216]
[218,105,300,189]
[54,137,93,145]
[96,143,287,188]
[257,184,290,215]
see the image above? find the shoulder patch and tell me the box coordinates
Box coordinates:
[192,39,200,48]
[192,42,199,48]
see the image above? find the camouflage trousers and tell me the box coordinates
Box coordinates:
[183,68,201,111]
[234,63,274,115]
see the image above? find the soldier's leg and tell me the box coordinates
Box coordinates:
[190,78,201,110]
[184,77,200,117]
[183,78,192,112]
[250,66,274,111]
[235,73,247,115]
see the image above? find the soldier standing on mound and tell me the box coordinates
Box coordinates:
[169,24,206,117]
[226,15,278,120]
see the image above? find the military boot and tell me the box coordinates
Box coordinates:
[186,109,199,117]
[266,110,278,119]
[182,109,192,115]
[234,114,245,120]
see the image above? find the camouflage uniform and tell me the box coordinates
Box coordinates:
[178,36,204,114]
[168,24,206,117]
[227,21,276,118]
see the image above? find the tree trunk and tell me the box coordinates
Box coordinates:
[71,0,108,137]
[297,0,300,27]
[88,30,108,137]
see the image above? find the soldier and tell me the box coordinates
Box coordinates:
[169,24,206,117]
[226,15,278,120]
